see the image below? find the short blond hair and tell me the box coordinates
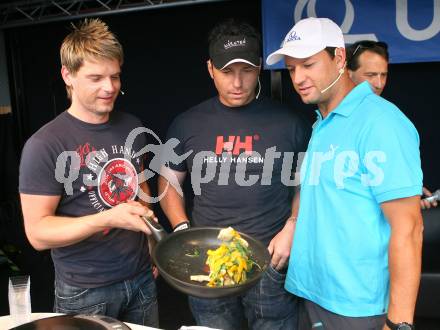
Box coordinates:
[60,18,123,99]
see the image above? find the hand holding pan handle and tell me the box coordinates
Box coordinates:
[142,215,167,242]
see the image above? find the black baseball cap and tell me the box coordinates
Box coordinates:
[209,35,261,70]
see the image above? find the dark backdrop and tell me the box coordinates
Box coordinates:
[5,0,268,146]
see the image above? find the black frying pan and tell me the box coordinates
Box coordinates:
[10,315,130,330]
[143,217,270,299]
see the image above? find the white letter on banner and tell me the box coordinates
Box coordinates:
[396,0,440,41]
[293,0,377,43]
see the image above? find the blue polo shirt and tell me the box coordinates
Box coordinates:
[285,82,422,317]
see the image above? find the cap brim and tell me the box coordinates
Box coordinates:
[219,58,260,70]
[266,44,326,65]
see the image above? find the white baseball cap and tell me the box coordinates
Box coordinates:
[266,17,345,65]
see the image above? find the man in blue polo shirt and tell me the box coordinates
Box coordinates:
[267,17,423,330]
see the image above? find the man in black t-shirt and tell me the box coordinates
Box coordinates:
[158,19,311,330]
[19,19,158,327]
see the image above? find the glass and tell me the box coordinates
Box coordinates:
[8,275,32,327]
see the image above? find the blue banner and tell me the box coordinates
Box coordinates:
[262,0,440,69]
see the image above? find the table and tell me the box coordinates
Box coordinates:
[0,313,162,329]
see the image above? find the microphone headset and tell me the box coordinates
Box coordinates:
[320,48,346,94]
[256,76,261,99]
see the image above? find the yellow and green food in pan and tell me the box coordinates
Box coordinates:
[190,227,259,287]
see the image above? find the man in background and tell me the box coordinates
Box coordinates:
[347,40,437,209]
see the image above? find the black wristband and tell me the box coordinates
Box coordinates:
[173,220,190,232]
[386,318,414,330]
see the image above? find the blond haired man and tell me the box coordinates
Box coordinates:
[19,19,158,326]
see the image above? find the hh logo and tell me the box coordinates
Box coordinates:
[215,135,254,155]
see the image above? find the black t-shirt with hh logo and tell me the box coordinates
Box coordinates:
[167,97,311,246]
[19,111,149,288]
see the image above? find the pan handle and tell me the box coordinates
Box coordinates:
[142,215,167,242]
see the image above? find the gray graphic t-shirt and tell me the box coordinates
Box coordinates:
[19,111,149,288]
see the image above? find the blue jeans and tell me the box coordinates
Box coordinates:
[54,268,158,327]
[189,265,298,330]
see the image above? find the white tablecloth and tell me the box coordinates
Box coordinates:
[0,313,162,329]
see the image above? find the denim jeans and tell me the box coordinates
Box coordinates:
[189,265,298,330]
[54,267,158,327]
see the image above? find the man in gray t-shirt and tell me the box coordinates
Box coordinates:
[19,19,158,327]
